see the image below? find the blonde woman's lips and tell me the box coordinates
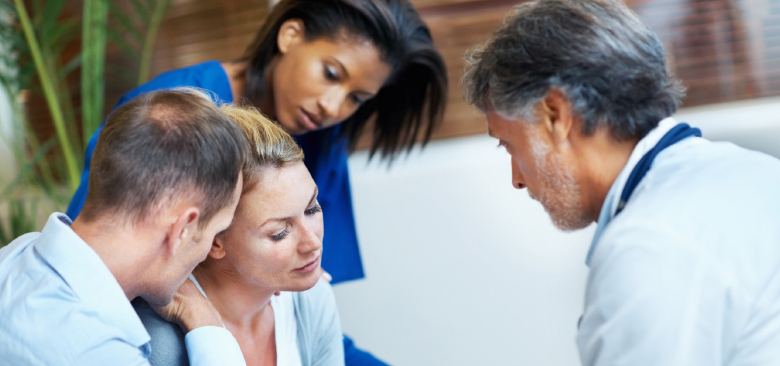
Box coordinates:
[293,257,320,273]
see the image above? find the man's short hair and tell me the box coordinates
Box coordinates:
[463,0,685,141]
[80,89,249,227]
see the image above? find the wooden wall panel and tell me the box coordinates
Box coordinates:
[631,0,780,106]
[27,0,780,156]
[422,2,522,140]
[150,0,268,74]
[109,0,780,146]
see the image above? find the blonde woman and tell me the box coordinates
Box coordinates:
[135,104,344,366]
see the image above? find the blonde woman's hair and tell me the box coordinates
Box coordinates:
[219,104,304,189]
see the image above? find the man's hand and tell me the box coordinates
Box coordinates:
[151,278,223,333]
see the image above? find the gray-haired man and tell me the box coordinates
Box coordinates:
[464,0,780,364]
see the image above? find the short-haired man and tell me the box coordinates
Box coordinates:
[0,90,249,365]
[464,0,780,364]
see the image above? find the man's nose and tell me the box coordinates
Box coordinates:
[512,157,527,190]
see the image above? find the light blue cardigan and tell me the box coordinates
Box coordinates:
[134,279,345,366]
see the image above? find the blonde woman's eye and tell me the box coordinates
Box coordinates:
[272,227,289,241]
[305,204,322,215]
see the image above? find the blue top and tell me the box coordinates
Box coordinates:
[0,213,246,366]
[66,61,364,284]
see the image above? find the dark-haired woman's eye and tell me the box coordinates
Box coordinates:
[324,65,339,81]
[350,94,365,105]
[305,204,322,215]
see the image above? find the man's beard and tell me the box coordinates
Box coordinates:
[527,130,591,231]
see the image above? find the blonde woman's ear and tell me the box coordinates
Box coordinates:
[209,234,228,259]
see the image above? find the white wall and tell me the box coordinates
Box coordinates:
[334,96,780,365]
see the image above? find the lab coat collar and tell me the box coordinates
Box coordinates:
[585,117,679,266]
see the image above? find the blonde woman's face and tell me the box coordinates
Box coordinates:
[219,161,324,292]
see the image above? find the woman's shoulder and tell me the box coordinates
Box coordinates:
[291,278,342,336]
[132,298,190,366]
[292,278,338,313]
[149,60,225,87]
[291,279,345,366]
[117,60,232,107]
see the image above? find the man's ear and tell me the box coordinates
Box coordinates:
[539,88,575,147]
[209,233,228,260]
[277,18,305,55]
[165,207,200,257]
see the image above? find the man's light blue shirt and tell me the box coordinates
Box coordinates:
[0,213,246,366]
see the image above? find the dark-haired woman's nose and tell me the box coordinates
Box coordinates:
[317,88,344,121]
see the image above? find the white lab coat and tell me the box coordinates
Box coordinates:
[578,118,780,366]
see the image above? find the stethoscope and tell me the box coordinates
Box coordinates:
[614,123,702,216]
[577,122,702,329]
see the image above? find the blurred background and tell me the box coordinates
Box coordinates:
[2,0,780,364]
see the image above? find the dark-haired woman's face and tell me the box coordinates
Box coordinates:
[270,20,392,134]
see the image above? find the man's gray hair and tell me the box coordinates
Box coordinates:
[463,0,685,141]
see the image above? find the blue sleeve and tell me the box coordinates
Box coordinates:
[343,336,389,366]
[296,129,364,284]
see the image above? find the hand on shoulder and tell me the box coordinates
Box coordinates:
[152,278,223,333]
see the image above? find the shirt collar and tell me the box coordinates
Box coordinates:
[35,213,151,348]
[585,117,679,266]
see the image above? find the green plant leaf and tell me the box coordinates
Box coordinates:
[108,1,143,46]
[0,0,13,13]
[107,27,141,62]
[46,19,80,55]
[81,0,108,143]
[128,0,150,26]
[58,54,82,81]
[138,0,171,85]
[0,137,57,202]
[37,0,66,45]
[13,0,81,191]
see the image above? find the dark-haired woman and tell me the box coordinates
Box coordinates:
[66,0,447,364]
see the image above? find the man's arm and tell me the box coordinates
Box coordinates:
[578,222,728,366]
[72,339,150,366]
